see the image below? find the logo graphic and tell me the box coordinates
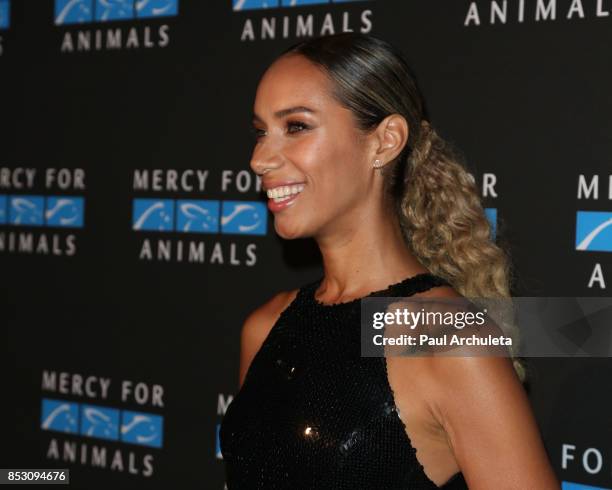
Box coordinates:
[132,198,267,236]
[485,207,496,241]
[8,196,44,226]
[45,197,85,227]
[232,0,367,11]
[121,410,163,448]
[41,398,163,449]
[0,0,10,29]
[132,198,174,231]
[0,195,6,223]
[561,481,611,490]
[216,423,222,459]
[41,399,79,434]
[0,195,85,228]
[176,200,219,233]
[80,404,120,440]
[54,0,179,25]
[221,201,266,235]
[575,211,612,252]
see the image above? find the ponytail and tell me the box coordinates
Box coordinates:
[397,120,527,383]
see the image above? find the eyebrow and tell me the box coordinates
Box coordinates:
[252,106,317,123]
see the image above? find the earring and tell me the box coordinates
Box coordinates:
[373,159,383,169]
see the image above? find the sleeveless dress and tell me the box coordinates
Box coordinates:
[219,272,469,489]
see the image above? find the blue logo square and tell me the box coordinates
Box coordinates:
[80,404,120,441]
[281,0,329,5]
[232,0,279,11]
[133,198,174,232]
[45,196,85,228]
[484,207,497,241]
[55,0,94,25]
[576,210,612,252]
[121,410,163,448]
[95,0,134,22]
[0,194,6,224]
[561,481,609,490]
[176,200,219,233]
[41,398,79,434]
[9,195,44,226]
[135,0,178,18]
[216,423,223,459]
[0,0,10,30]
[221,200,267,235]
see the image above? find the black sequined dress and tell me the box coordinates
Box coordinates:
[219,272,469,489]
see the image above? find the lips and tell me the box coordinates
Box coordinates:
[266,186,304,213]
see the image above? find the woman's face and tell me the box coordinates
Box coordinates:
[250,54,377,240]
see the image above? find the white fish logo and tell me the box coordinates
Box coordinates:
[10,197,42,224]
[55,0,92,25]
[222,203,262,233]
[136,0,176,16]
[41,403,77,432]
[121,414,161,445]
[133,201,173,231]
[82,407,117,438]
[576,217,612,251]
[178,202,216,232]
[45,198,80,225]
[97,0,133,21]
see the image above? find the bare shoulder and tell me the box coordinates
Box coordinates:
[410,283,520,396]
[238,287,299,387]
[415,282,462,299]
[242,288,299,341]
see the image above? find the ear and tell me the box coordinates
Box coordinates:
[370,114,409,168]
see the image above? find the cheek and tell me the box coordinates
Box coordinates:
[327,136,369,185]
[292,131,364,175]
[316,151,368,205]
[287,133,328,168]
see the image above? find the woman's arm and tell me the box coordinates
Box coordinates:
[429,354,560,489]
[238,289,298,387]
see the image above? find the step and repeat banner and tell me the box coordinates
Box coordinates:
[0,1,610,489]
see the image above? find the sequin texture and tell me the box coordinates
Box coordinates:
[219,273,469,489]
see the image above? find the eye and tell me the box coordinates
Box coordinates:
[250,127,266,140]
[287,121,310,133]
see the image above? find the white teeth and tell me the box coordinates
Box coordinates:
[267,184,305,200]
[273,195,292,203]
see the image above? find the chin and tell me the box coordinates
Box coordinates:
[274,221,305,240]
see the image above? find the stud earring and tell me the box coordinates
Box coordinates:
[373,159,383,169]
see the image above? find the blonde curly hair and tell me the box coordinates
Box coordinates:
[282,33,526,383]
[399,120,525,382]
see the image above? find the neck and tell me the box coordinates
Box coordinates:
[314,201,428,304]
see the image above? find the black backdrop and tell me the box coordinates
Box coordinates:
[0,1,611,489]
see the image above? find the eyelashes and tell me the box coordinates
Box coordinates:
[287,121,310,133]
[250,121,311,140]
[249,127,264,139]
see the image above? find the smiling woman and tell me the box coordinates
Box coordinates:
[219,32,561,489]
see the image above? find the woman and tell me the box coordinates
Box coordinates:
[219,33,559,489]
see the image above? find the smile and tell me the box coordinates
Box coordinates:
[266,184,305,203]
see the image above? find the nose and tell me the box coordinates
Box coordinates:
[250,139,284,177]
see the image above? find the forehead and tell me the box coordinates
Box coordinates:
[254,54,336,114]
